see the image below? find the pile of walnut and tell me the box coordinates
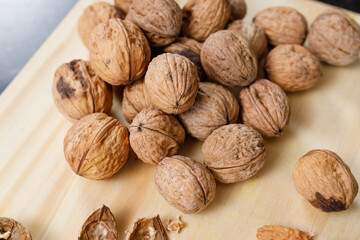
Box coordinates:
[50,0,360,239]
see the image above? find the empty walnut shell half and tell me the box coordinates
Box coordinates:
[307,8,360,66]
[79,205,117,240]
[240,79,290,138]
[89,18,151,86]
[229,0,247,20]
[114,0,132,14]
[64,113,129,180]
[129,109,185,165]
[155,155,216,213]
[293,149,358,212]
[202,124,266,183]
[179,82,239,141]
[265,44,322,92]
[254,7,307,46]
[256,225,313,240]
[0,217,32,240]
[52,59,113,122]
[126,215,168,240]
[201,30,257,87]
[145,53,200,114]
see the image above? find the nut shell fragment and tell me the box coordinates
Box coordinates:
[256,225,313,240]
[126,215,167,240]
[0,218,32,240]
[166,216,184,233]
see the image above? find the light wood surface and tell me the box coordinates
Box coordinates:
[0,0,359,239]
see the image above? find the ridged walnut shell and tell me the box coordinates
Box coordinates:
[64,113,129,180]
[254,7,307,46]
[201,30,257,87]
[126,0,182,47]
[79,205,117,240]
[257,225,313,240]
[202,124,266,183]
[182,0,231,42]
[293,149,358,212]
[179,82,239,141]
[126,215,168,240]
[52,59,113,122]
[114,0,132,14]
[229,0,247,20]
[307,8,360,66]
[240,79,290,138]
[145,53,200,114]
[89,18,151,85]
[155,155,216,213]
[0,217,32,240]
[265,44,322,92]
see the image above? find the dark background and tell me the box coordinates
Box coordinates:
[0,0,359,93]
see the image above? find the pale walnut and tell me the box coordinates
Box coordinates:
[229,0,247,20]
[114,0,132,14]
[182,0,231,42]
[0,218,32,240]
[155,155,216,213]
[179,82,239,141]
[254,7,307,46]
[265,44,322,92]
[89,19,151,85]
[240,79,290,138]
[201,30,257,87]
[126,215,168,240]
[293,149,358,212]
[64,113,129,180]
[202,124,266,183]
[257,225,313,240]
[145,53,200,114]
[307,8,360,66]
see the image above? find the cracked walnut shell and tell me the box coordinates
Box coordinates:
[229,0,247,20]
[126,215,167,240]
[0,217,32,240]
[155,155,216,214]
[114,0,132,14]
[293,149,358,212]
[257,225,313,240]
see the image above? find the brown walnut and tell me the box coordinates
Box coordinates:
[126,215,168,240]
[114,0,132,14]
[0,218,32,240]
[229,0,247,20]
[257,225,313,240]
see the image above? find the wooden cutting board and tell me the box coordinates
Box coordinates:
[0,0,359,239]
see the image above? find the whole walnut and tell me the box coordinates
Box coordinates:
[254,7,307,46]
[229,0,247,20]
[52,59,113,122]
[145,53,200,114]
[293,149,358,212]
[155,155,216,213]
[202,124,266,183]
[227,20,268,58]
[307,8,360,66]
[64,113,129,180]
[0,217,32,240]
[179,82,239,141]
[240,79,290,137]
[201,30,257,87]
[129,109,185,165]
[126,0,182,47]
[257,225,313,240]
[265,44,322,92]
[114,0,132,14]
[89,19,151,86]
[182,0,231,42]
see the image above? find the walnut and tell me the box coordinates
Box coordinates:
[293,149,358,212]
[52,59,113,122]
[265,44,322,92]
[179,82,239,141]
[126,215,168,240]
[182,0,231,42]
[202,124,266,183]
[126,0,182,47]
[155,155,216,213]
[114,0,132,14]
[0,218,32,240]
[256,225,313,240]
[201,30,257,87]
[254,7,307,46]
[229,0,246,20]
[145,53,200,114]
[64,113,129,180]
[307,8,360,66]
[239,79,290,137]
[89,18,151,86]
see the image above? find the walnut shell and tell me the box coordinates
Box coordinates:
[307,8,360,66]
[256,225,313,240]
[229,0,247,20]
[240,79,290,137]
[145,53,200,114]
[202,124,266,183]
[64,113,129,180]
[265,44,322,92]
[126,0,182,47]
[52,59,113,122]
[155,155,216,213]
[201,30,258,87]
[0,217,32,240]
[89,18,151,86]
[126,215,168,240]
[293,149,358,212]
[182,0,231,42]
[254,7,307,46]
[179,82,239,141]
[129,109,185,165]
[114,0,132,14]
